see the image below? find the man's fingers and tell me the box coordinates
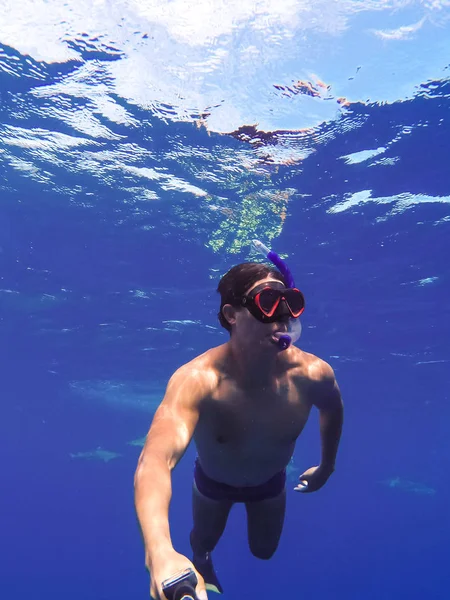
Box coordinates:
[194,569,207,600]
[196,588,208,600]
[294,480,309,492]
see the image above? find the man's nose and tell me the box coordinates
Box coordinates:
[277,299,291,317]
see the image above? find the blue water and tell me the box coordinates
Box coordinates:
[1,5,450,599]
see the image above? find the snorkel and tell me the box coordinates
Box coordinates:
[252,240,302,351]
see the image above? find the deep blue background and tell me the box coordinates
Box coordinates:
[1,43,449,599]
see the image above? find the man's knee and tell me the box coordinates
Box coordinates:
[249,542,279,560]
[245,490,285,560]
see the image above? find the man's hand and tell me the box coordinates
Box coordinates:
[294,464,334,493]
[149,549,208,600]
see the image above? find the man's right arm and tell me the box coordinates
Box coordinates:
[134,364,209,570]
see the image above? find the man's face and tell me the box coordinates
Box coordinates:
[233,277,291,347]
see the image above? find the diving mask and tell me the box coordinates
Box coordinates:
[241,282,305,323]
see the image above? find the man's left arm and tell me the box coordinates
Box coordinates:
[313,363,344,473]
[296,362,344,492]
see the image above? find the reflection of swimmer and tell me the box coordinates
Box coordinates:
[337,97,351,108]
[274,79,329,99]
[134,243,344,600]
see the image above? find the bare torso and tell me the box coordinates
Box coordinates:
[192,343,320,486]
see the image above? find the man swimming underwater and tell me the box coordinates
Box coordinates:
[134,241,344,600]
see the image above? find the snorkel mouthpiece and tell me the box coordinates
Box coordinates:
[277,335,291,351]
[251,240,302,350]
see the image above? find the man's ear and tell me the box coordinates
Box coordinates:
[222,303,239,328]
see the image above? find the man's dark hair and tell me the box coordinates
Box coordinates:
[217,262,286,333]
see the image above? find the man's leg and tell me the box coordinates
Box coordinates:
[245,488,286,559]
[190,481,233,555]
[190,482,233,594]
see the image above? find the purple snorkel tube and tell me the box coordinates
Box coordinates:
[252,240,302,350]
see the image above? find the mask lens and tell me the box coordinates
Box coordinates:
[257,288,282,316]
[284,289,305,317]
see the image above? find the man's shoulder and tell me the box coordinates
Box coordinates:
[307,354,335,383]
[290,349,335,385]
[169,345,223,392]
[291,351,341,409]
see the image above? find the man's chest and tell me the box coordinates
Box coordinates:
[198,378,312,447]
